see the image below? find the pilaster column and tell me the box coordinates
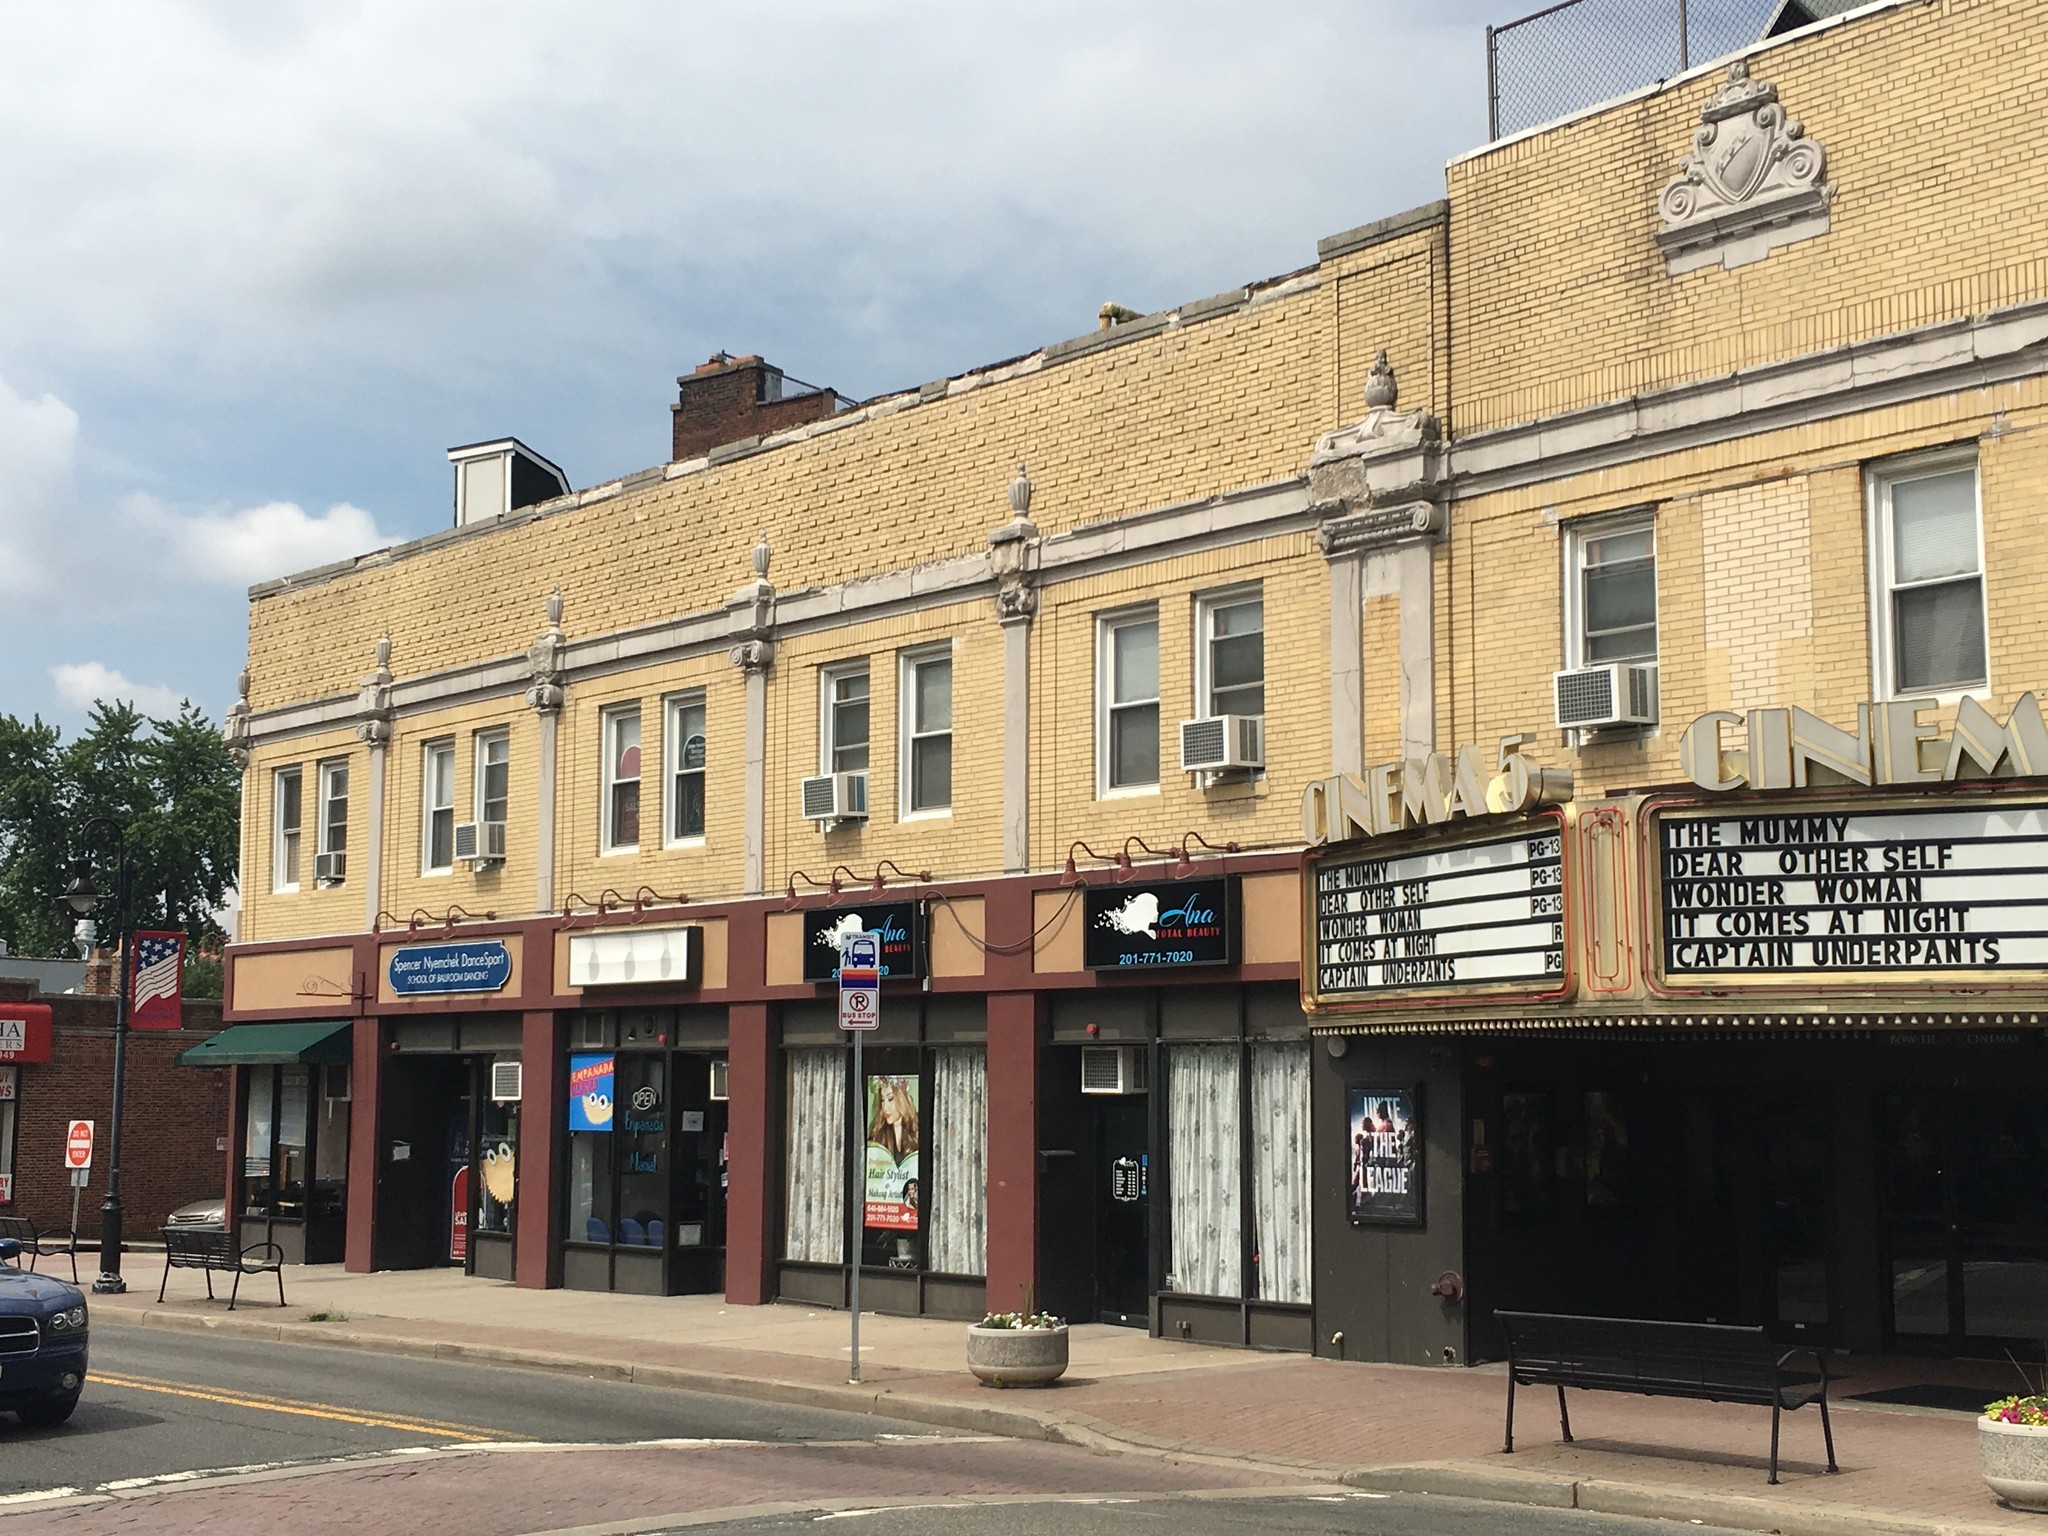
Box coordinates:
[989,464,1040,874]
[526,588,567,915]
[726,534,777,897]
[355,635,394,932]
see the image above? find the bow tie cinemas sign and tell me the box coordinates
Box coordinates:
[1083,879,1238,970]
[800,902,926,983]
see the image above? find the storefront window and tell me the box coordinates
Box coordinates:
[1165,1044,1243,1296]
[477,1097,518,1235]
[929,1047,986,1276]
[1248,1041,1311,1302]
[565,1052,616,1242]
[313,1078,349,1220]
[244,1068,275,1210]
[276,1067,311,1218]
[783,1048,845,1263]
[616,1055,666,1246]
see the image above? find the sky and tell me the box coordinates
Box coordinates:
[0,0,1777,733]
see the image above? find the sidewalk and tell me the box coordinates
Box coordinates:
[81,1256,2037,1536]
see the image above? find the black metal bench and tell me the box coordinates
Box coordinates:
[0,1213,78,1285]
[1497,1310,1837,1485]
[157,1226,285,1310]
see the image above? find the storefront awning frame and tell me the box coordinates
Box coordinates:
[177,1019,355,1067]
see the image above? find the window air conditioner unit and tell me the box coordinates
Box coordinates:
[1080,1045,1147,1096]
[1179,714,1265,773]
[489,1060,523,1103]
[1553,663,1658,731]
[313,851,347,886]
[324,1064,353,1103]
[709,1059,730,1102]
[800,771,868,823]
[454,820,507,867]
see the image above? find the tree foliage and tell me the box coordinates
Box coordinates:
[0,700,241,959]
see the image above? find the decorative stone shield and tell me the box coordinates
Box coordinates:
[1657,61,1831,276]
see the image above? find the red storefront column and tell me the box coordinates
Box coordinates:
[222,1066,247,1237]
[516,1009,565,1288]
[344,1017,382,1273]
[725,1001,773,1304]
[985,990,1042,1311]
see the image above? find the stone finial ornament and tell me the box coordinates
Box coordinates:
[990,461,1041,621]
[1657,60,1831,275]
[527,586,567,713]
[728,533,777,673]
[222,667,252,767]
[1364,351,1398,411]
[751,531,772,583]
[356,633,394,744]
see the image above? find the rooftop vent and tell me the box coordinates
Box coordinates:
[447,439,570,528]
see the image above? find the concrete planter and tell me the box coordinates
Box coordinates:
[1982,1417,2048,1513]
[966,1324,1069,1388]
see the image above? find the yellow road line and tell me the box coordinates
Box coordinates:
[90,1372,500,1441]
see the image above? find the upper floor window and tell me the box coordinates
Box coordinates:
[1869,450,1987,696]
[900,647,952,815]
[665,692,707,843]
[272,767,302,893]
[602,705,641,853]
[422,740,456,873]
[317,759,349,881]
[1196,589,1264,718]
[1098,609,1160,793]
[822,664,870,776]
[1565,515,1657,668]
[475,729,510,829]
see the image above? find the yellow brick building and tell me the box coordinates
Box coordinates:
[217,0,2048,1363]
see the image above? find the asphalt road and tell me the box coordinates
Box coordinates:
[0,1319,931,1497]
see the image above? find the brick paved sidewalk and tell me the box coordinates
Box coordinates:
[86,1257,2039,1534]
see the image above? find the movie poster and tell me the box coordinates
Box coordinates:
[862,1074,920,1233]
[1347,1087,1424,1226]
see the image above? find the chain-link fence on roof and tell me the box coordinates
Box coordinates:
[1485,0,1788,141]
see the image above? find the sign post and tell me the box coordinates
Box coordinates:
[64,1120,93,1251]
[837,931,881,1385]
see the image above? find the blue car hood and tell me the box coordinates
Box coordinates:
[0,1264,84,1311]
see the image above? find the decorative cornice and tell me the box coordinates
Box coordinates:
[1315,501,1446,559]
[727,638,775,676]
[525,585,567,714]
[988,461,1041,623]
[355,634,394,745]
[223,668,252,768]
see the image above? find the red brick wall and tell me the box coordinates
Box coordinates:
[670,355,838,461]
[2,980,226,1240]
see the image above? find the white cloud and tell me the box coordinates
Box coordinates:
[51,662,190,719]
[126,494,393,586]
[0,372,79,596]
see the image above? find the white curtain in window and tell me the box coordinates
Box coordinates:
[1250,1040,1312,1303]
[929,1047,987,1276]
[1167,1044,1242,1297]
[783,1049,845,1262]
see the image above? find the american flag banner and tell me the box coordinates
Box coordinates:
[130,930,185,1030]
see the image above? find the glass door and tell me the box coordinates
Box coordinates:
[1885,1091,2048,1353]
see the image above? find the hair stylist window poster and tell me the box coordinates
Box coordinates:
[1347,1087,1424,1226]
[863,1075,920,1234]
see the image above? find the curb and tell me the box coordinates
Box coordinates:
[96,1313,2024,1536]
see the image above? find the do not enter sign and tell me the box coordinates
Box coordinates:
[65,1120,94,1171]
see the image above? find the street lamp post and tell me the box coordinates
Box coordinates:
[57,822,134,1295]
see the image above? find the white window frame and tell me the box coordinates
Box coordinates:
[272,766,303,894]
[601,704,641,854]
[474,728,510,830]
[1193,585,1265,721]
[663,690,708,847]
[1866,446,1989,701]
[421,739,456,874]
[819,661,871,777]
[1561,510,1659,672]
[316,757,349,871]
[898,643,954,819]
[1096,606,1162,798]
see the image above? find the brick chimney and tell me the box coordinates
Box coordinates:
[83,947,117,997]
[671,354,840,462]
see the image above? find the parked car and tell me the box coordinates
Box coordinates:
[165,1195,227,1230]
[0,1237,87,1427]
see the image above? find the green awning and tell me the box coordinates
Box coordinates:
[178,1020,354,1067]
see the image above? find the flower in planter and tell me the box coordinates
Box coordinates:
[978,1310,1066,1330]
[1986,1395,2048,1427]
